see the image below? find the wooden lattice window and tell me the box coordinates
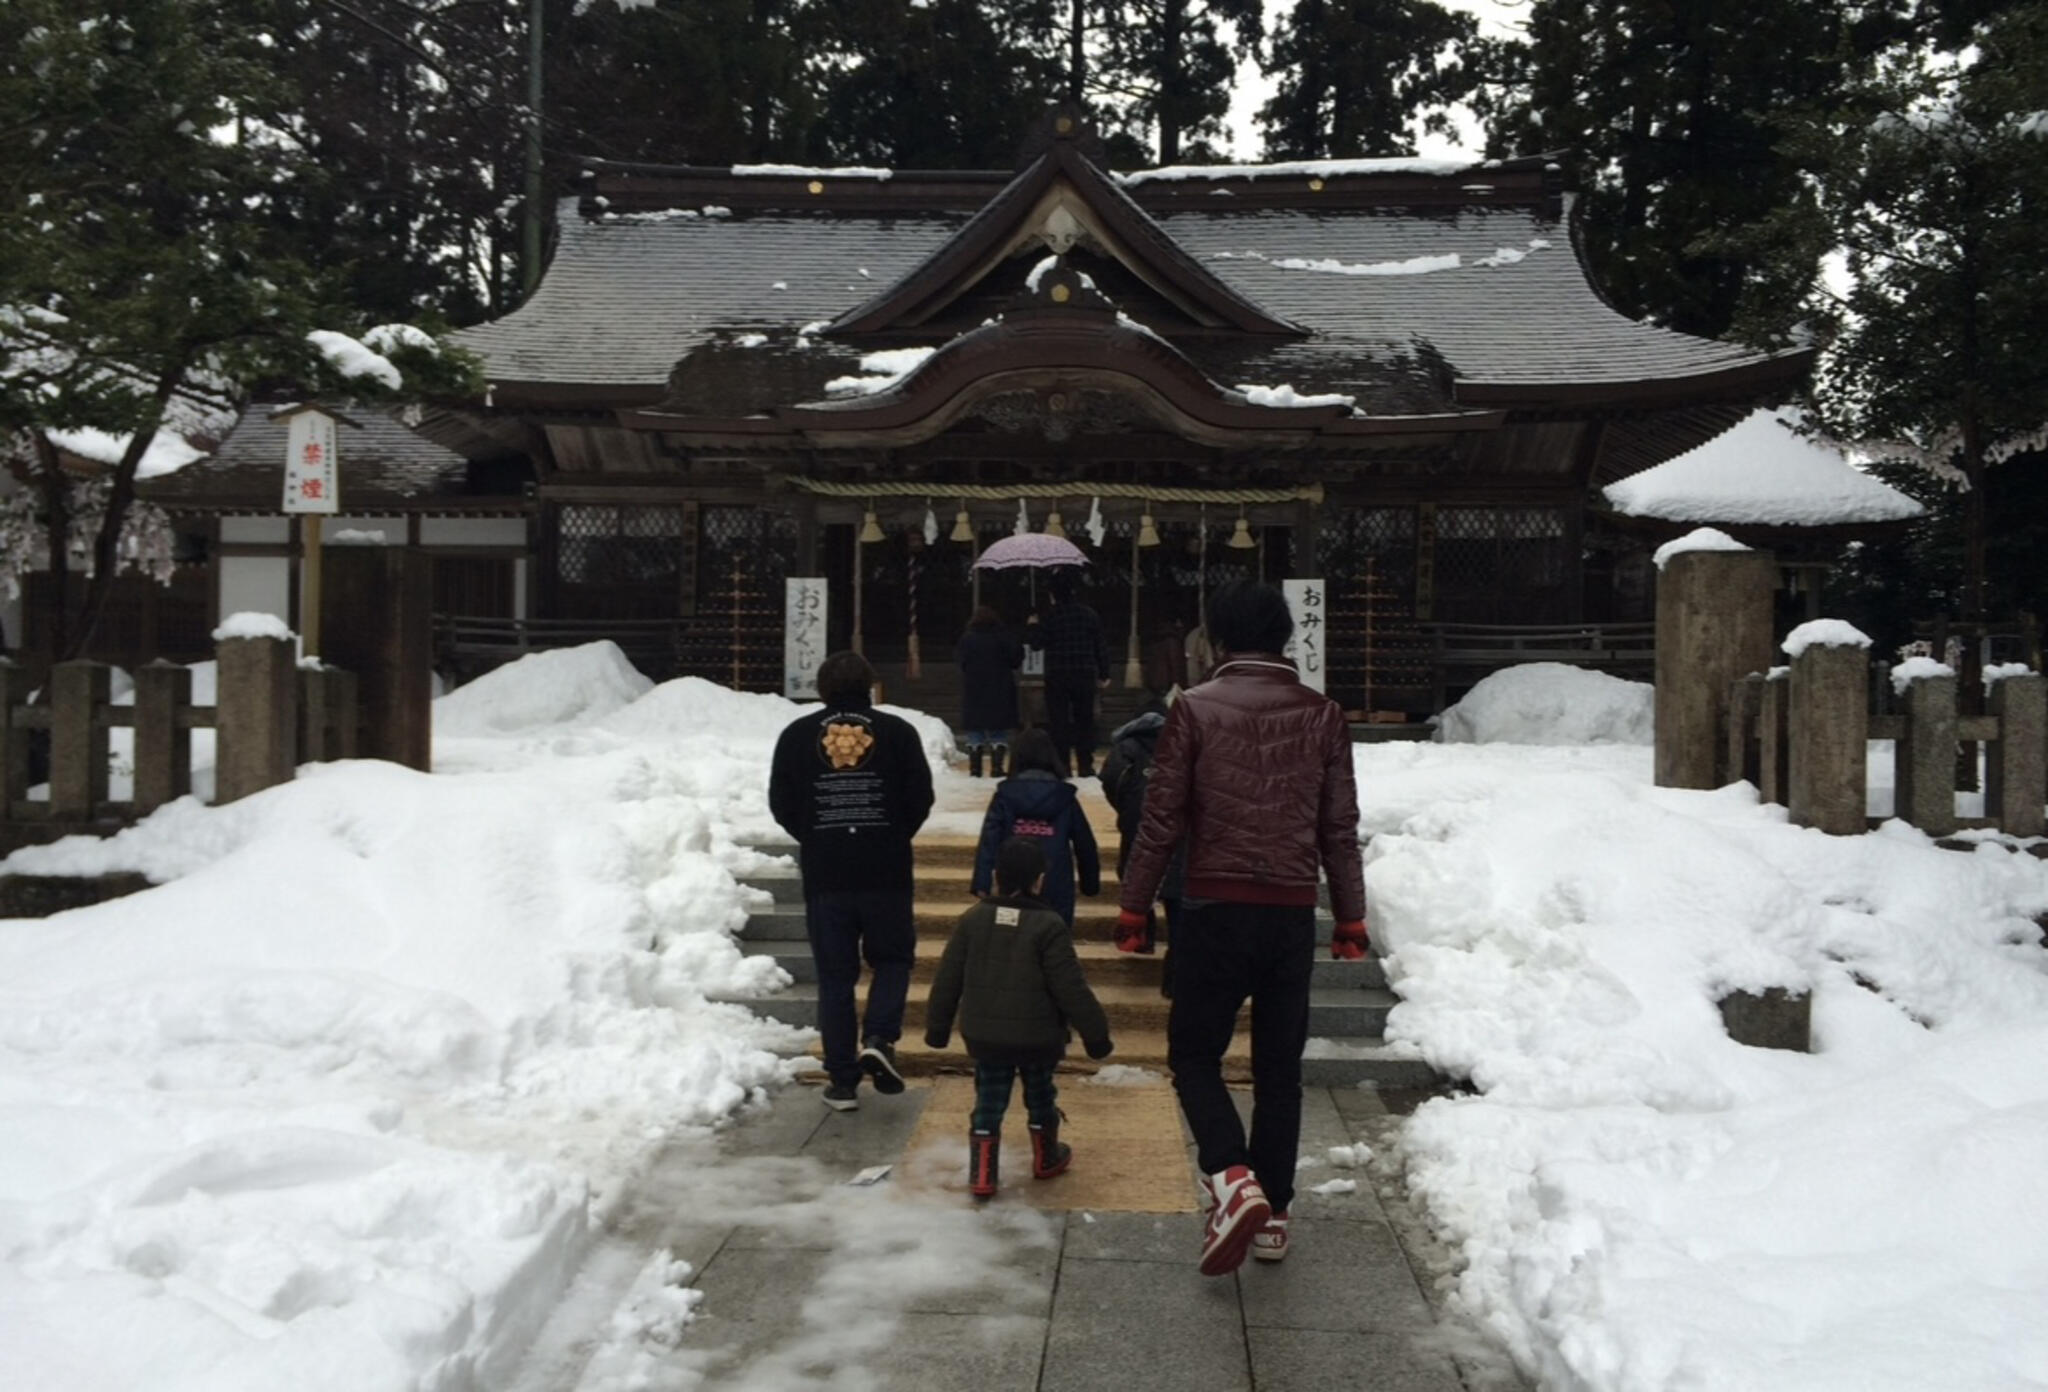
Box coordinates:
[552,503,695,620]
[1433,507,1570,624]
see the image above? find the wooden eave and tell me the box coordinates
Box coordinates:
[1589,505,1916,548]
[1454,348,1815,412]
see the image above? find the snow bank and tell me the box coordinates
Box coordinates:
[1356,729,2048,1390]
[1436,663,1654,746]
[0,660,827,1390]
[433,641,655,735]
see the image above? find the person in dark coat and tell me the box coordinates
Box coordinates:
[969,728,1101,926]
[1099,704,1186,976]
[1024,569,1110,777]
[926,837,1113,1199]
[956,605,1022,778]
[768,650,936,1112]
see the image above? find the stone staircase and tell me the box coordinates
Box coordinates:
[728,826,1437,1089]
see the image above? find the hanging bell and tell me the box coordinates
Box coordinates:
[860,507,885,543]
[1137,510,1161,548]
[950,506,974,543]
[1228,510,1256,549]
[1045,509,1067,539]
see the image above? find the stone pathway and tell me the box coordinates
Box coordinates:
[509,1079,1531,1392]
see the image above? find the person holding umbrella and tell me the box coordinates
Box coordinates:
[1026,569,1110,778]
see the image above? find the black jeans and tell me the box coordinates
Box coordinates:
[1166,899,1315,1213]
[806,889,915,1087]
[1044,675,1098,774]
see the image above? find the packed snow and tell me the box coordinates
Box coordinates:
[822,346,937,396]
[1652,525,1749,568]
[1606,408,1924,527]
[1889,655,1954,693]
[1232,382,1356,409]
[1214,248,1464,277]
[1783,617,1873,656]
[6,640,2046,1391]
[211,610,294,642]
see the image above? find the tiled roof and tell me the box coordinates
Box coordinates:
[452,191,1788,401]
[143,403,494,512]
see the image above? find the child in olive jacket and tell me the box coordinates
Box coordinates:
[926,837,1113,1199]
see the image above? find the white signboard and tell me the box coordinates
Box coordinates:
[784,577,828,699]
[282,411,340,514]
[1283,578,1327,694]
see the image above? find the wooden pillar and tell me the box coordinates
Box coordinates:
[1653,548,1779,789]
[1986,672,2047,838]
[1295,498,1321,579]
[1893,667,1958,836]
[49,661,111,819]
[0,660,33,821]
[215,635,299,803]
[321,547,433,770]
[1726,672,1765,790]
[1758,670,1791,806]
[1787,631,1870,835]
[132,660,192,813]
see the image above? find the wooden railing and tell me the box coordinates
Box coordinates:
[434,614,782,691]
[1422,621,1656,709]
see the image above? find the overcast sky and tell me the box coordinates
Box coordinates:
[1223,0,1532,161]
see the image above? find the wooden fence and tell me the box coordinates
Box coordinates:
[0,635,357,829]
[1725,650,2047,838]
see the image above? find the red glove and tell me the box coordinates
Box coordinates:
[1331,919,1369,961]
[1115,908,1150,953]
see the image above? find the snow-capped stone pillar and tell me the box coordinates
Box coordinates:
[132,660,193,813]
[214,615,299,804]
[1758,670,1791,806]
[1891,660,1958,837]
[1653,530,1778,789]
[48,662,111,818]
[1785,620,1872,835]
[1986,670,2047,838]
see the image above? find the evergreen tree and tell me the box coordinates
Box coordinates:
[0,0,476,659]
[1090,0,1262,164]
[1257,0,1480,159]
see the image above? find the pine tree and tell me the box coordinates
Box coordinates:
[1090,0,1262,164]
[1257,0,1480,159]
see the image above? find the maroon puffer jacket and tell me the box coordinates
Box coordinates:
[1118,654,1365,921]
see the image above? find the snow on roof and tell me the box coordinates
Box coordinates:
[1120,156,1491,186]
[730,163,893,180]
[1605,408,1924,527]
[47,426,205,479]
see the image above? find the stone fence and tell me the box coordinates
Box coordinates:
[1656,543,2047,838]
[0,634,357,828]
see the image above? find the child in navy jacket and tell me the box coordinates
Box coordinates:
[970,728,1101,925]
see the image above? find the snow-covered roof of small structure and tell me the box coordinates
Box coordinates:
[1604,408,1923,527]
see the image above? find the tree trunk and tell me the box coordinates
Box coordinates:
[60,362,186,663]
[1159,0,1185,165]
[33,432,72,661]
[1069,0,1086,104]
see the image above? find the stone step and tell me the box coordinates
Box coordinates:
[731,982,1396,1037]
[756,939,1387,991]
[785,1031,1440,1090]
[739,898,1347,945]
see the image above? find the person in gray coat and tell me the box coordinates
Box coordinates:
[926,837,1113,1199]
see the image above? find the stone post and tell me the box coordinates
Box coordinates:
[49,661,111,819]
[1893,666,1958,836]
[1654,545,1779,788]
[1726,673,1765,789]
[321,547,432,770]
[297,666,361,763]
[132,660,193,813]
[1759,670,1790,806]
[1786,624,1870,835]
[1986,672,2046,838]
[0,659,30,819]
[215,634,299,803]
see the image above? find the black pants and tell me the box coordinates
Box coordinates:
[1045,675,1098,774]
[1166,899,1315,1213]
[806,889,915,1087]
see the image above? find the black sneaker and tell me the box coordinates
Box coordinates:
[859,1040,906,1095]
[822,1081,860,1111]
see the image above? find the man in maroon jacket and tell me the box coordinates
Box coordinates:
[1117,580,1369,1277]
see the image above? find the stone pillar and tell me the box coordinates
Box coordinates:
[1893,667,1958,836]
[1759,671,1791,806]
[1654,547,1779,788]
[1726,672,1765,789]
[1787,630,1870,835]
[49,661,111,818]
[1986,673,2047,838]
[215,634,299,803]
[297,666,361,763]
[321,547,433,770]
[132,660,193,813]
[0,659,30,818]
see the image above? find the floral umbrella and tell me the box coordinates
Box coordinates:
[970,532,1090,571]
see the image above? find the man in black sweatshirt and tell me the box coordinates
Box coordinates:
[768,651,935,1110]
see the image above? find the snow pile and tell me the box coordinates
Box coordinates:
[1890,655,1954,693]
[1356,713,2048,1389]
[1234,382,1356,409]
[212,610,294,642]
[1606,408,1923,527]
[0,659,833,1389]
[46,425,205,479]
[822,345,937,396]
[1437,663,1654,746]
[1783,617,1872,656]
[433,641,655,735]
[1218,248,1463,277]
[1652,525,1748,569]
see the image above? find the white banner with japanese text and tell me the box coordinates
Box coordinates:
[282,412,340,514]
[1283,578,1327,694]
[784,577,828,699]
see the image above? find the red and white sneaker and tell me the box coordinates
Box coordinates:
[1251,1210,1290,1263]
[1198,1165,1272,1277]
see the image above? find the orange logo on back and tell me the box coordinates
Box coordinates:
[821,722,875,769]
